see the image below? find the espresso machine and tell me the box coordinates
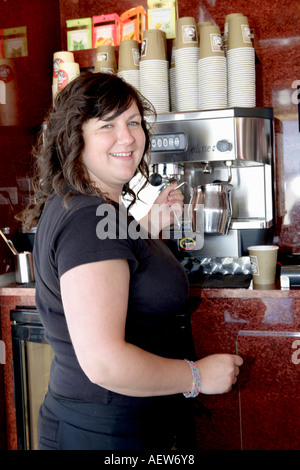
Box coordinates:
[147,107,274,284]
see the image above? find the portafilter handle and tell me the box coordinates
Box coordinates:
[149,173,163,186]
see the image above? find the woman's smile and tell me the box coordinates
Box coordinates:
[109,151,134,160]
[81,101,146,201]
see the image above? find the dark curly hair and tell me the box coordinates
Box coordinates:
[20,71,156,230]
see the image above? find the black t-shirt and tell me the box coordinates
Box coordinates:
[34,192,194,402]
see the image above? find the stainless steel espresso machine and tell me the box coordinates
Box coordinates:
[147,107,274,285]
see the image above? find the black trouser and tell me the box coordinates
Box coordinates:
[38,389,196,450]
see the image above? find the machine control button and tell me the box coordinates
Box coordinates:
[216,140,232,152]
[150,133,186,151]
[174,137,180,148]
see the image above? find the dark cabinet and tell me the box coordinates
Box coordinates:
[190,288,300,450]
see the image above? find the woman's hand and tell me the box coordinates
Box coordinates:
[195,354,243,395]
[139,183,184,236]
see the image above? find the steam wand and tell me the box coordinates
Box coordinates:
[0,229,18,255]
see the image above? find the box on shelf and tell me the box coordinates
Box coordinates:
[147,0,178,39]
[66,18,92,51]
[3,26,28,58]
[120,6,147,43]
[92,13,121,47]
[0,30,4,59]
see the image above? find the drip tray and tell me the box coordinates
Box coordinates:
[182,256,252,288]
[189,272,252,288]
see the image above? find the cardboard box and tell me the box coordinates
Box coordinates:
[66,18,92,51]
[147,0,178,39]
[0,30,4,59]
[3,26,28,58]
[92,13,121,47]
[120,6,147,43]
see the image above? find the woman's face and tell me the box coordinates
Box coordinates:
[81,101,146,201]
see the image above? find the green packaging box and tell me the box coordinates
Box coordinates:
[66,18,92,51]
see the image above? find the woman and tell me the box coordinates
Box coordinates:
[21,72,242,450]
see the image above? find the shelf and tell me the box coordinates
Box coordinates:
[73,48,96,69]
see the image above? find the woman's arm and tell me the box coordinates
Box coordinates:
[60,259,242,397]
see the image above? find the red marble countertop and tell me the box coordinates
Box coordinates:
[0,285,35,296]
[189,284,300,298]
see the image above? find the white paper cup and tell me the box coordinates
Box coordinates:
[53,51,74,79]
[57,62,80,90]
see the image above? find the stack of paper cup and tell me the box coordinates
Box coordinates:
[117,39,140,91]
[94,45,117,74]
[140,29,169,113]
[53,51,74,99]
[57,61,80,92]
[226,15,256,107]
[198,24,227,110]
[175,17,199,111]
[169,40,177,111]
[196,21,214,38]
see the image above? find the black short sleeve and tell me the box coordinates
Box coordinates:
[54,202,139,278]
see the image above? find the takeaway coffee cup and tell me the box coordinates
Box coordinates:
[118,39,140,71]
[199,24,224,58]
[14,252,34,284]
[140,29,167,61]
[227,15,253,50]
[53,51,74,79]
[197,21,214,37]
[57,61,80,91]
[95,45,117,73]
[176,17,198,49]
[248,245,279,286]
[223,13,244,51]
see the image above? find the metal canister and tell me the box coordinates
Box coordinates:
[192,182,233,234]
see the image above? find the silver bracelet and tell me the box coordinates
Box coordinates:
[183,359,201,398]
